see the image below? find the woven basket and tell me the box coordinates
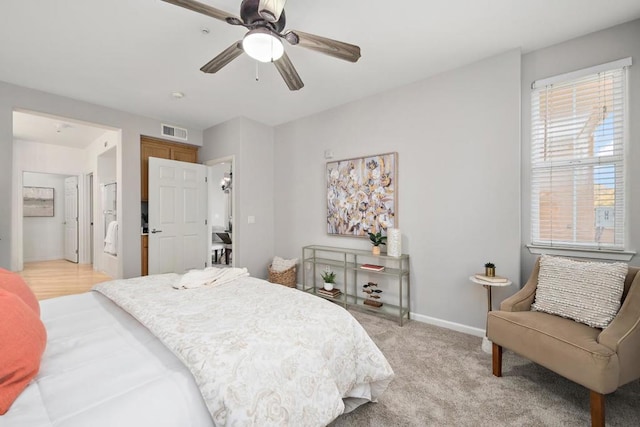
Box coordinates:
[268,265,297,288]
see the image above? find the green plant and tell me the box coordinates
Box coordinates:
[484,262,495,268]
[368,231,387,247]
[321,270,336,283]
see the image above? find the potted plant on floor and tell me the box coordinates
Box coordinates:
[368,231,387,255]
[321,270,336,291]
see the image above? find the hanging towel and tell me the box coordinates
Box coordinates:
[174,267,249,289]
[104,221,118,255]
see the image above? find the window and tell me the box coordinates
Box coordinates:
[530,59,630,251]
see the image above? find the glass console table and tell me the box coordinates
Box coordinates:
[302,245,410,326]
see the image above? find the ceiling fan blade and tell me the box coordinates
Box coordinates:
[200,42,244,74]
[258,0,287,22]
[273,52,304,91]
[284,30,361,63]
[161,0,240,24]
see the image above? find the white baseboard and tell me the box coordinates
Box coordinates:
[23,255,65,263]
[410,312,485,338]
[297,283,486,338]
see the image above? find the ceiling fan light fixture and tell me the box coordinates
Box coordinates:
[242,28,284,63]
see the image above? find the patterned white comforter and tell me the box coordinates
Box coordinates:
[93,274,394,426]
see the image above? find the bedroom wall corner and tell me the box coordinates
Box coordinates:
[22,172,68,262]
[201,117,276,278]
[0,79,203,277]
[273,49,522,332]
[237,117,275,279]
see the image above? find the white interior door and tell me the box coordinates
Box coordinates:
[148,157,208,274]
[89,173,94,265]
[64,176,79,263]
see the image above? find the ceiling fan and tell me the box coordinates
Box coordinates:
[162,0,361,90]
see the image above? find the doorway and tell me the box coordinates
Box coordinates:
[206,156,235,268]
[11,109,121,276]
[22,172,78,264]
[63,176,79,263]
[87,173,94,265]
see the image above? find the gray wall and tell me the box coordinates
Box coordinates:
[22,172,68,262]
[273,50,522,331]
[0,81,202,276]
[520,19,640,282]
[3,18,637,334]
[200,117,275,278]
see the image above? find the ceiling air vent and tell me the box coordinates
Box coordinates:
[161,124,188,141]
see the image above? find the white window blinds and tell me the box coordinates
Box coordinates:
[530,60,629,250]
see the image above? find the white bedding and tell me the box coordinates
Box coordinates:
[1,291,213,427]
[94,274,394,426]
[3,274,393,427]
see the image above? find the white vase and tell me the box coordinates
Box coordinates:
[387,228,402,257]
[324,282,334,291]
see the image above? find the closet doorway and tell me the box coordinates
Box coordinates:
[22,171,78,264]
[206,156,235,268]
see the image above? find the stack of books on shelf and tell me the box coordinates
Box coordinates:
[474,274,509,284]
[360,264,385,272]
[317,288,342,298]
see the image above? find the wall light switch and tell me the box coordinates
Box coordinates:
[248,215,256,224]
[324,149,334,159]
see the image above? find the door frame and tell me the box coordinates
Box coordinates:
[86,173,94,265]
[205,156,236,268]
[63,176,79,263]
[16,171,84,270]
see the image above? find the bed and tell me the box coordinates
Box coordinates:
[0,271,394,427]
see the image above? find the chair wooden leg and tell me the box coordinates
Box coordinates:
[492,342,502,377]
[590,390,605,427]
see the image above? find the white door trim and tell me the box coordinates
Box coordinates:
[205,156,236,268]
[64,176,79,263]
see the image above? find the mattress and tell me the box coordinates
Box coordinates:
[1,292,213,427]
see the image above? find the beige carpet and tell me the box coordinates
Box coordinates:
[331,310,640,426]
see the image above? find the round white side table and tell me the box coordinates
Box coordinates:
[469,275,512,353]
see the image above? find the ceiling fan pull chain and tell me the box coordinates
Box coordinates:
[255,62,260,82]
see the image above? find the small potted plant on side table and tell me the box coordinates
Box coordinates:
[368,231,387,256]
[484,262,496,277]
[321,270,336,291]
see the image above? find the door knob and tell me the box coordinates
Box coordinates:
[151,229,163,234]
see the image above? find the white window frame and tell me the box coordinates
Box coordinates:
[528,58,635,261]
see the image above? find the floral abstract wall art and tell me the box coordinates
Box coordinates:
[326,152,397,237]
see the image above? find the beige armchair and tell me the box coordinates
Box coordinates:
[487,258,640,427]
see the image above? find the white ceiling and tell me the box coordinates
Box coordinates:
[13,111,113,149]
[2,0,640,131]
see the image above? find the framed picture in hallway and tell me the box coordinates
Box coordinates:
[326,152,397,237]
[23,186,54,217]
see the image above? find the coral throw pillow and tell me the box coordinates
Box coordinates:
[0,289,47,414]
[0,268,40,316]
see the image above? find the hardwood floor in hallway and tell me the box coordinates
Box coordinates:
[19,259,112,300]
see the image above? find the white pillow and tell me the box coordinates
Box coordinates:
[271,256,297,273]
[531,255,627,328]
